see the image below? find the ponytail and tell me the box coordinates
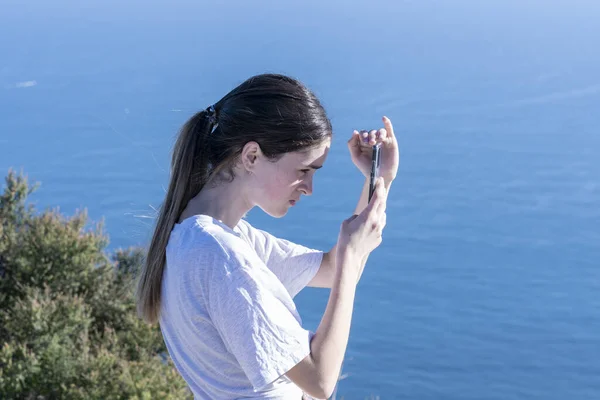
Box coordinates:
[136,73,334,324]
[136,109,214,324]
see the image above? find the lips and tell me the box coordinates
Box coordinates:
[289,200,297,206]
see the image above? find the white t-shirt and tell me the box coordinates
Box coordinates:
[159,214,324,399]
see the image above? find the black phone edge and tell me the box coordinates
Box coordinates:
[368,144,381,202]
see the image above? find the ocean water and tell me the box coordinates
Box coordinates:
[1,0,599,398]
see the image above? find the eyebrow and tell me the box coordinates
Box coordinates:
[307,163,323,170]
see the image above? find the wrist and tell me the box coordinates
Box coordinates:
[382,174,396,184]
[335,245,363,276]
[334,248,361,284]
[362,173,395,184]
[336,243,361,264]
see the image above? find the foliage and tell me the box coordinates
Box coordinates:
[0,169,191,400]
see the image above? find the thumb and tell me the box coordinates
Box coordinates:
[347,131,361,156]
[365,177,385,213]
[342,214,359,231]
[343,214,359,225]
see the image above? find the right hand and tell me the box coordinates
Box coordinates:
[337,177,388,259]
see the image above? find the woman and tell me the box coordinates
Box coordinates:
[136,73,399,399]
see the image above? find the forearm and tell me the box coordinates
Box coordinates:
[310,248,358,393]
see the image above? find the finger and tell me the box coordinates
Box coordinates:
[374,209,386,234]
[360,130,370,144]
[365,177,386,215]
[364,179,383,213]
[375,178,388,214]
[347,131,362,157]
[377,191,387,215]
[374,213,386,238]
[368,129,378,146]
[348,130,360,147]
[377,128,388,142]
[382,116,396,144]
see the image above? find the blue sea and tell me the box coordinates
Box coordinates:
[1,0,599,398]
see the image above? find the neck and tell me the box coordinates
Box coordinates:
[181,177,253,229]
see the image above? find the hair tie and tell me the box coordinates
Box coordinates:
[205,105,217,125]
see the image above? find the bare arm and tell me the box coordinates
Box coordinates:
[285,248,359,398]
[285,178,388,399]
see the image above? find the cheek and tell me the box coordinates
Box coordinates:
[261,169,299,201]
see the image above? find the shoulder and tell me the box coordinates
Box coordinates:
[236,217,275,248]
[168,216,256,277]
[235,217,258,240]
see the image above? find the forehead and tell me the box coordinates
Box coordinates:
[284,139,331,165]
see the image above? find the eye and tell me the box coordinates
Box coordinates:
[300,169,311,174]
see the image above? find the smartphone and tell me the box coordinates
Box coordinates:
[368,143,382,202]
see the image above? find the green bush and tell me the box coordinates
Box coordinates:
[0,170,191,400]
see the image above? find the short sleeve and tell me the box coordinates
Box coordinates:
[237,220,323,298]
[207,255,314,392]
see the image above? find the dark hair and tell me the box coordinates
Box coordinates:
[137,73,332,323]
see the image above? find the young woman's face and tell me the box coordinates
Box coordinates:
[254,138,331,217]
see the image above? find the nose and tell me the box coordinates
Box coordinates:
[299,176,313,196]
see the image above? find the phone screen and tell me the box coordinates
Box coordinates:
[368,143,381,202]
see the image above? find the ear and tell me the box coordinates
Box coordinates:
[240,141,263,173]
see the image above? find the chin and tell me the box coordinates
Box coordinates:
[266,209,288,218]
[260,204,289,218]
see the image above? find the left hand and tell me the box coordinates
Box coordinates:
[348,116,400,182]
